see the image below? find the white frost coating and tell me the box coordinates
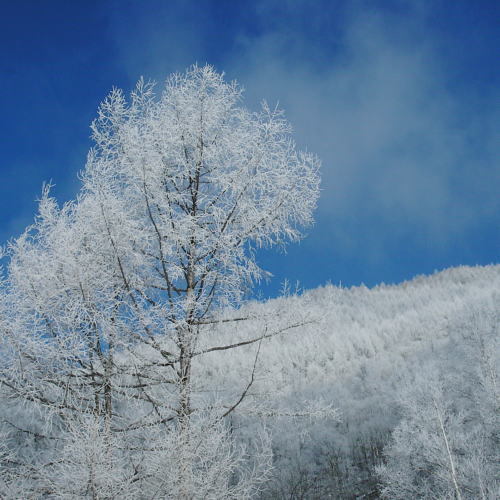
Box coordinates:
[84,65,320,314]
[0,65,319,498]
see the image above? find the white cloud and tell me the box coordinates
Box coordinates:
[105,0,499,259]
[224,4,499,254]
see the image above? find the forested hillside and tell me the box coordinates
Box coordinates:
[1,264,498,498]
[197,264,499,498]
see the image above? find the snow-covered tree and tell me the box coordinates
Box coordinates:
[377,308,499,499]
[0,65,319,498]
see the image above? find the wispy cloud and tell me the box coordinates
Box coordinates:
[103,0,498,280]
[225,2,498,256]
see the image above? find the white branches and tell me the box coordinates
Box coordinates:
[0,64,320,498]
[377,310,499,499]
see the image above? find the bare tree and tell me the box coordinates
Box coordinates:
[0,65,320,498]
[377,311,499,500]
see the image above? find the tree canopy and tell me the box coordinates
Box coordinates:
[0,64,320,498]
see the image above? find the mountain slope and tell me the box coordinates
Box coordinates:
[198,264,499,498]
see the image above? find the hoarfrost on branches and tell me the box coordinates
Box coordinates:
[0,64,319,498]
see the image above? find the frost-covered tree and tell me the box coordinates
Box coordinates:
[377,309,499,499]
[0,65,319,498]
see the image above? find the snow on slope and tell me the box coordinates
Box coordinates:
[196,264,498,407]
[194,264,499,497]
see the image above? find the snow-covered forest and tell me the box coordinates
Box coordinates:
[0,65,498,499]
[219,264,499,498]
[1,261,498,498]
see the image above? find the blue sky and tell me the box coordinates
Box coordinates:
[1,0,498,297]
